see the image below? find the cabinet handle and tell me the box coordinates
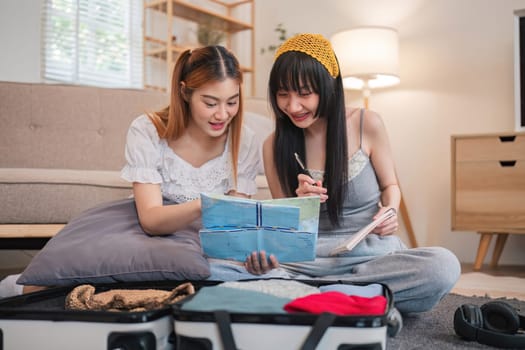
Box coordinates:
[499,136,516,142]
[499,160,517,167]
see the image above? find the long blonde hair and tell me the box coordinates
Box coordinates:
[148,45,244,182]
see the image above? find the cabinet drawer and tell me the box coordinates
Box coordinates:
[455,160,525,191]
[453,160,525,230]
[454,134,525,162]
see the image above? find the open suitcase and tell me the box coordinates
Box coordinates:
[172,279,402,350]
[0,281,182,350]
[0,279,401,350]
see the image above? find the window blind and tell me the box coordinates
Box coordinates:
[41,0,143,88]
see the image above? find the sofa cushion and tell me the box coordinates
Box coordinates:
[0,82,168,171]
[17,198,210,286]
[0,168,132,223]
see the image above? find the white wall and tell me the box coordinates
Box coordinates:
[0,0,41,83]
[1,0,524,267]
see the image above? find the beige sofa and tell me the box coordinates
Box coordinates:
[0,82,272,247]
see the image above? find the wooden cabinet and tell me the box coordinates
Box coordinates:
[451,132,525,269]
[143,0,254,94]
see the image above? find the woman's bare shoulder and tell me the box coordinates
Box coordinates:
[262,132,276,156]
[263,132,275,147]
[346,107,383,129]
[345,106,361,120]
[345,107,388,150]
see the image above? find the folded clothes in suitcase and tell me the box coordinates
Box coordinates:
[172,279,402,350]
[0,280,195,350]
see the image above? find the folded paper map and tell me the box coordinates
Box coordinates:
[199,193,320,262]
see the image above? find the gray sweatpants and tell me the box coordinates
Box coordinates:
[207,246,461,314]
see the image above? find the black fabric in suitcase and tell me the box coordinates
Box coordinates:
[171,279,402,350]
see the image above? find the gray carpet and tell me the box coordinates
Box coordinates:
[387,293,525,349]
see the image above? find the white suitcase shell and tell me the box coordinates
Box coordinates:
[172,280,402,350]
[0,282,177,350]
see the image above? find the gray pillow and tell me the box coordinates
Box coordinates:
[17,198,210,286]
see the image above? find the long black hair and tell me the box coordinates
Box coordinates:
[268,51,348,227]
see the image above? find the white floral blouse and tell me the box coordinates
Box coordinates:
[121,115,259,203]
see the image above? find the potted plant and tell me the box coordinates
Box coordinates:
[260,23,288,54]
[197,21,225,46]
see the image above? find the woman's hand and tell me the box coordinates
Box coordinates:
[295,174,328,202]
[245,251,280,275]
[372,206,399,236]
[226,189,250,198]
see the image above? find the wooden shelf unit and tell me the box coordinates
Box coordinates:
[143,0,255,94]
[451,132,525,270]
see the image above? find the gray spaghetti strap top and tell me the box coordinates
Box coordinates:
[315,109,384,256]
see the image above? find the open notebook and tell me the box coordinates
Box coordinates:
[329,208,397,256]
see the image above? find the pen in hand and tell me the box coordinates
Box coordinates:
[294,152,318,186]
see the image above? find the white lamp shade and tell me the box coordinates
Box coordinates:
[331,27,400,90]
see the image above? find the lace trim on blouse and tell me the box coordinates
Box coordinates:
[308,149,369,183]
[347,149,368,180]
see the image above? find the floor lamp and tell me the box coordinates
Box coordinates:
[331,27,418,248]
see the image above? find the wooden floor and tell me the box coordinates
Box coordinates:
[452,263,525,301]
[460,263,525,278]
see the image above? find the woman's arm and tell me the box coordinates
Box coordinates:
[226,190,250,198]
[263,133,327,201]
[363,109,401,235]
[262,133,287,198]
[133,183,201,236]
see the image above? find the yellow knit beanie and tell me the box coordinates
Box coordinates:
[274,33,339,78]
